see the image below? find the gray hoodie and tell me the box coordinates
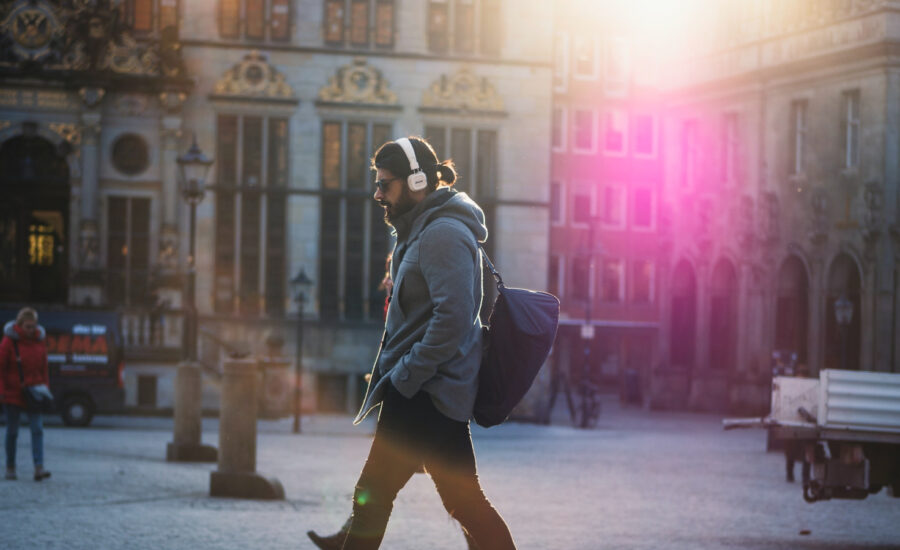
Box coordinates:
[355,187,488,424]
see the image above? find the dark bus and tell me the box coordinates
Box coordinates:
[1,309,124,426]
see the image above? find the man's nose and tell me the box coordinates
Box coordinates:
[373,187,383,201]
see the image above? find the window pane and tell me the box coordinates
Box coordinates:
[570,257,590,301]
[133,0,153,32]
[240,193,261,316]
[220,0,240,37]
[604,109,626,153]
[265,195,286,316]
[375,0,394,47]
[633,260,653,303]
[476,130,497,199]
[319,197,341,320]
[271,0,291,41]
[480,0,501,55]
[455,0,474,54]
[160,0,178,31]
[634,188,652,227]
[246,0,266,39]
[369,201,390,321]
[634,115,653,155]
[372,124,392,156]
[325,0,345,43]
[268,118,289,187]
[573,36,595,76]
[243,117,263,187]
[424,126,446,158]
[603,187,622,225]
[107,197,128,306]
[345,198,365,320]
[129,198,151,305]
[601,259,623,302]
[347,123,367,190]
[450,129,471,194]
[428,1,449,53]
[350,0,369,46]
[322,122,341,189]
[573,110,593,151]
[572,190,591,225]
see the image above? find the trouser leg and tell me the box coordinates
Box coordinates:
[28,412,43,467]
[5,405,20,469]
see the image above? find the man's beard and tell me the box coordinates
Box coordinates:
[381,188,417,226]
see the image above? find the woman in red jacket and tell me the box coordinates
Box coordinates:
[0,307,51,481]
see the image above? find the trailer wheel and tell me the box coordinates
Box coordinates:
[60,394,95,427]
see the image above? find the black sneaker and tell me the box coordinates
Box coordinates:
[307,530,347,550]
[34,467,51,481]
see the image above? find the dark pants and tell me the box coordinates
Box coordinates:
[4,404,44,469]
[343,383,516,550]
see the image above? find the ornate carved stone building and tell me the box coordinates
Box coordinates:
[653,0,900,412]
[0,0,553,414]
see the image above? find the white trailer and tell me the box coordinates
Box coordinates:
[724,369,900,503]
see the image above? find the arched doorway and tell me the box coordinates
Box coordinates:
[670,260,697,369]
[825,254,862,370]
[709,259,737,371]
[0,133,70,303]
[775,256,809,364]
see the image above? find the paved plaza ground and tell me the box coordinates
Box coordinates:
[2,396,899,550]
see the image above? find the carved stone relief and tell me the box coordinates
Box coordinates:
[213,51,296,101]
[317,58,396,106]
[422,67,504,113]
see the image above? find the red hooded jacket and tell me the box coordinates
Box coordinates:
[0,321,50,408]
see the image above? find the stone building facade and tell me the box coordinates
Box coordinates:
[0,0,553,415]
[653,0,900,412]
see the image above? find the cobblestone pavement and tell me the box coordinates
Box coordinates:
[2,398,899,550]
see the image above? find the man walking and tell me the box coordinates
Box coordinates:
[322,136,516,549]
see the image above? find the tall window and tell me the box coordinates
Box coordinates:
[325,0,395,48]
[550,182,564,226]
[633,114,655,157]
[633,187,653,229]
[428,0,502,55]
[107,197,151,306]
[573,35,598,79]
[572,109,596,154]
[120,0,179,34]
[790,99,807,176]
[214,115,290,317]
[220,0,292,41]
[601,185,625,229]
[570,185,593,227]
[604,37,629,96]
[603,108,628,155]
[632,260,654,304]
[600,258,624,303]
[319,121,393,322]
[722,112,739,185]
[552,106,567,152]
[553,33,569,93]
[681,119,698,188]
[841,90,860,170]
[570,256,590,301]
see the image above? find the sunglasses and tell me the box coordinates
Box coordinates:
[374,177,402,192]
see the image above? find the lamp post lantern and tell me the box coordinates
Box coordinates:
[834,294,854,371]
[291,267,313,434]
[176,134,213,362]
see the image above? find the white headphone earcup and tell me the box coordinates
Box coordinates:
[408,171,428,192]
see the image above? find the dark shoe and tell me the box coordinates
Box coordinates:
[34,467,51,481]
[5,468,15,480]
[307,530,347,550]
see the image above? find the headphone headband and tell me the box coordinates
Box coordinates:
[395,137,428,192]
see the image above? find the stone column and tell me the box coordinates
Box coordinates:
[78,112,102,271]
[166,363,217,462]
[158,92,186,273]
[210,360,285,500]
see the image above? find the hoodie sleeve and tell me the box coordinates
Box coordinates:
[390,220,478,398]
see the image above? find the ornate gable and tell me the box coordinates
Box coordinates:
[421,67,505,115]
[317,58,398,108]
[211,51,297,104]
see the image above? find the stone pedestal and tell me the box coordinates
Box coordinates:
[210,360,284,500]
[166,362,217,462]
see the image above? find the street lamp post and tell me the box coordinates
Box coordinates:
[834,294,854,371]
[291,268,313,434]
[578,216,601,429]
[167,134,216,463]
[177,135,213,362]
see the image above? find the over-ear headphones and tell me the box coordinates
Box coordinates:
[396,138,429,192]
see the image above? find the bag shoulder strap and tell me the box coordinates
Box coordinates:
[12,340,25,384]
[478,245,504,289]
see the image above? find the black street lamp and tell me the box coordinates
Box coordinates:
[291,267,313,434]
[834,294,854,371]
[177,135,213,362]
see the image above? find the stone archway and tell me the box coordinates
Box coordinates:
[709,259,738,372]
[0,133,71,303]
[670,260,697,369]
[825,254,862,370]
[775,256,809,364]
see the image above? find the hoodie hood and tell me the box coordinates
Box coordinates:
[3,320,46,341]
[392,187,488,246]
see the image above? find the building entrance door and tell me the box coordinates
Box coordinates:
[0,134,70,304]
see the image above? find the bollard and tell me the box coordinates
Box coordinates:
[209,359,284,500]
[166,362,218,462]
